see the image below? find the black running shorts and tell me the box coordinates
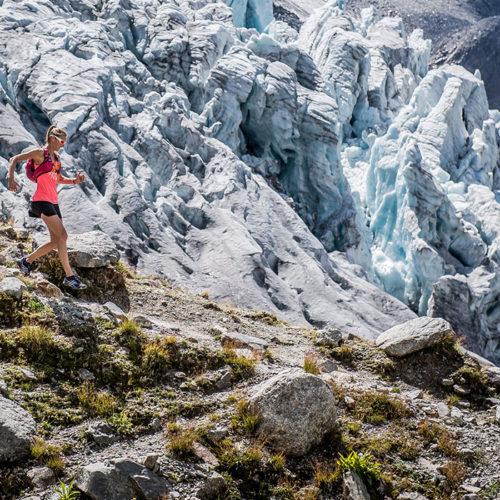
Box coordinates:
[28,201,62,219]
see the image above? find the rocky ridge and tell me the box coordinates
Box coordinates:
[1,225,500,499]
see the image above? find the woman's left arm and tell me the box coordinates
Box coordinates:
[57,171,85,185]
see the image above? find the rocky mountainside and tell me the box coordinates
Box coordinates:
[1,224,500,499]
[0,0,500,365]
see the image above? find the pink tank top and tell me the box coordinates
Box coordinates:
[32,150,60,204]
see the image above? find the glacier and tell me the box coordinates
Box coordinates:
[0,0,499,362]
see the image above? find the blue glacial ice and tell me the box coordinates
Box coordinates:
[225,0,273,31]
[290,0,500,360]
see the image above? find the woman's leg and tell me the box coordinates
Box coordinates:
[40,214,74,277]
[26,227,57,264]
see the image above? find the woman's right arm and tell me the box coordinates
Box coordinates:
[8,148,45,191]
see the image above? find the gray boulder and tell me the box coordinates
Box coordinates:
[27,466,55,489]
[76,459,169,500]
[197,471,226,500]
[484,366,500,391]
[314,329,343,347]
[86,421,117,446]
[221,332,268,352]
[376,317,454,357]
[67,231,120,268]
[0,395,37,462]
[343,471,370,500]
[0,277,27,300]
[248,368,337,456]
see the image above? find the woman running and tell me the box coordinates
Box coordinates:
[8,125,87,290]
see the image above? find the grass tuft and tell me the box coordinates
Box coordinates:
[76,382,118,417]
[303,354,320,375]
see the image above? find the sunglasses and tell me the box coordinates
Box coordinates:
[51,135,66,146]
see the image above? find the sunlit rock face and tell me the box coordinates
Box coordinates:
[0,0,499,362]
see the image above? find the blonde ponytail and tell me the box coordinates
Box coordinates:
[45,125,67,146]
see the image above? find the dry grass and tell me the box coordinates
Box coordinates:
[442,461,467,489]
[303,354,321,375]
[353,392,408,424]
[76,382,118,417]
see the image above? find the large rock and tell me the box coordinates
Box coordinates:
[0,395,37,462]
[376,316,454,357]
[343,471,370,500]
[67,231,120,268]
[221,332,269,352]
[0,277,27,300]
[248,368,337,456]
[75,459,169,500]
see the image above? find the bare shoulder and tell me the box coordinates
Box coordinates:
[16,147,45,165]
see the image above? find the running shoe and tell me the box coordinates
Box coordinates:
[17,257,32,276]
[63,275,87,290]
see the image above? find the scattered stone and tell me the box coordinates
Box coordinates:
[104,301,127,322]
[397,493,428,500]
[215,369,232,391]
[436,402,450,418]
[131,314,154,328]
[450,406,464,425]
[475,415,489,426]
[376,317,454,357]
[0,395,37,462]
[27,467,55,489]
[343,470,370,500]
[196,471,226,500]
[454,385,470,396]
[441,378,454,387]
[248,368,337,456]
[495,405,500,425]
[406,389,423,400]
[417,457,439,472]
[0,277,26,300]
[67,231,120,268]
[19,368,37,381]
[207,426,228,443]
[484,366,500,390]
[208,325,225,337]
[78,368,96,382]
[344,396,356,408]
[143,454,159,472]
[484,397,500,407]
[314,329,342,347]
[151,418,162,431]
[193,442,219,468]
[32,276,63,298]
[320,359,338,373]
[76,459,169,500]
[221,331,268,352]
[86,421,117,446]
[0,378,8,396]
[459,449,476,462]
[174,372,187,379]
